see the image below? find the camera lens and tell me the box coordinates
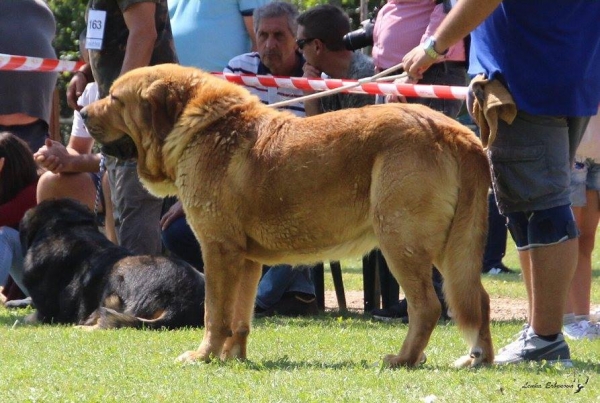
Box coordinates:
[342,21,374,51]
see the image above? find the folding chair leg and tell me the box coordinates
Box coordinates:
[329,261,346,312]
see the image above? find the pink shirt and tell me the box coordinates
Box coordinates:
[372,0,465,70]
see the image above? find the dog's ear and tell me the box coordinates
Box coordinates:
[19,199,98,251]
[142,80,184,140]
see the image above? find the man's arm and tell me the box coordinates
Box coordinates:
[34,136,100,174]
[243,15,258,51]
[403,0,501,79]
[301,62,323,116]
[120,1,158,75]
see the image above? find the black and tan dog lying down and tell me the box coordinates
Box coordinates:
[19,198,205,329]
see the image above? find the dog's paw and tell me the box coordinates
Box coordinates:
[175,350,211,364]
[382,352,427,368]
[454,347,485,368]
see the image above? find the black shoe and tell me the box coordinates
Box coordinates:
[255,292,319,318]
[371,299,408,322]
[482,262,515,275]
[371,297,450,323]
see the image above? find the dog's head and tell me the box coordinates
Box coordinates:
[19,198,99,251]
[81,64,258,195]
[81,64,197,160]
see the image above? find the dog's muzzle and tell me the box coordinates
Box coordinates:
[100,136,138,160]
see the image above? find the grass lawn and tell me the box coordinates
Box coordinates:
[1,234,599,401]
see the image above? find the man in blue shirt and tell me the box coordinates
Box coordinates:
[403,0,600,366]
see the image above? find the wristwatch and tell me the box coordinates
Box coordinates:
[422,36,448,59]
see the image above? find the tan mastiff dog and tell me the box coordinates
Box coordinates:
[82,63,493,368]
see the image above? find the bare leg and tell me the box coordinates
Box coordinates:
[518,250,532,323]
[37,171,97,209]
[566,190,599,316]
[530,239,578,335]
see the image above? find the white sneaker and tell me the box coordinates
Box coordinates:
[494,327,572,366]
[499,323,529,353]
[563,320,600,341]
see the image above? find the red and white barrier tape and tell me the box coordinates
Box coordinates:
[215,73,467,100]
[0,53,84,72]
[0,53,467,99]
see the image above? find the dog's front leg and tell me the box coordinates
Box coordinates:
[221,259,262,360]
[176,241,246,364]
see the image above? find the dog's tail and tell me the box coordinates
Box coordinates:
[96,307,203,330]
[438,135,494,367]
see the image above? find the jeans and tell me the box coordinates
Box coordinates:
[255,265,316,310]
[161,215,204,271]
[0,226,29,296]
[410,61,467,119]
[483,192,508,268]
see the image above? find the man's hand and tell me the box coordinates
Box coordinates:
[401,47,435,82]
[302,62,321,79]
[67,73,88,110]
[34,139,71,173]
[160,201,185,230]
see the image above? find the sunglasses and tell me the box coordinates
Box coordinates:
[296,37,316,50]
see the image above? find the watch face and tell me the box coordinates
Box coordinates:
[423,37,438,59]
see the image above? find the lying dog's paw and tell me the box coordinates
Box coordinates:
[23,312,39,325]
[74,324,102,331]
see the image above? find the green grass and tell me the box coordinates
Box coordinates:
[2,235,600,401]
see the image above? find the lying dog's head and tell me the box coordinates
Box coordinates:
[20,198,98,251]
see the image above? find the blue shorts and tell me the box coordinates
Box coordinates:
[570,158,600,207]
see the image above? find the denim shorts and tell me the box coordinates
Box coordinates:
[570,158,600,207]
[488,111,588,214]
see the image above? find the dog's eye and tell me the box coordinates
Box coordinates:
[110,94,124,106]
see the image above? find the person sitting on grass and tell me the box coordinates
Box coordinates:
[0,132,38,305]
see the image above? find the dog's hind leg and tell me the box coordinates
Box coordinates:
[438,246,493,367]
[446,274,493,368]
[176,241,246,364]
[380,251,440,368]
[221,259,262,361]
[436,148,494,367]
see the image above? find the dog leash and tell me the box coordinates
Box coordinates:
[93,154,106,218]
[267,62,406,109]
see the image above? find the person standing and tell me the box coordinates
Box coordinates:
[168,0,270,72]
[162,0,272,265]
[162,2,318,316]
[0,0,58,152]
[366,0,466,320]
[67,0,178,255]
[403,0,600,365]
[563,107,600,340]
